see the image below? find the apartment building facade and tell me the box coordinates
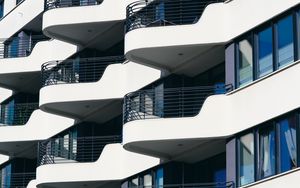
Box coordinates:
[0,0,299,187]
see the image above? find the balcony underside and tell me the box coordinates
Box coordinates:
[123,60,300,159]
[0,71,40,93]
[43,0,125,48]
[41,98,123,123]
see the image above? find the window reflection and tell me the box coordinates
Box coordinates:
[258,27,273,78]
[277,16,294,68]
[238,36,253,87]
[239,133,255,186]
[278,115,297,173]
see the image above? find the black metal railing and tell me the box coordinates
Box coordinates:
[0,103,39,126]
[1,172,36,188]
[38,135,122,165]
[126,182,234,188]
[123,84,232,124]
[0,35,49,58]
[41,56,125,87]
[126,0,224,32]
[45,0,103,10]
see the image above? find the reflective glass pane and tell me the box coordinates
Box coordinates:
[258,27,273,78]
[131,178,139,187]
[277,15,294,68]
[238,36,253,87]
[278,115,297,173]
[144,174,152,187]
[259,126,276,179]
[156,168,163,187]
[239,133,255,186]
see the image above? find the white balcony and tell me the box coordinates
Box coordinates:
[0,0,45,38]
[125,0,299,72]
[39,61,162,123]
[36,144,159,188]
[43,0,126,48]
[123,60,300,160]
[0,39,77,93]
[0,110,74,158]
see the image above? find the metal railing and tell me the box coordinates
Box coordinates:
[0,35,49,58]
[126,0,224,32]
[45,0,103,10]
[123,84,233,124]
[126,182,234,188]
[38,135,122,165]
[41,56,125,87]
[0,103,39,126]
[1,172,36,188]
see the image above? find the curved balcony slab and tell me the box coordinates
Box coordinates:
[0,39,77,93]
[123,60,300,160]
[0,109,75,158]
[125,0,299,72]
[43,0,126,48]
[36,143,159,188]
[39,62,162,123]
[27,180,38,188]
[0,88,12,103]
[0,0,44,38]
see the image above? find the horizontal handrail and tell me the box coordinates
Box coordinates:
[0,103,39,126]
[126,0,224,32]
[1,172,36,188]
[38,135,122,165]
[126,182,234,188]
[123,84,233,124]
[45,0,103,10]
[41,56,125,87]
[0,35,49,59]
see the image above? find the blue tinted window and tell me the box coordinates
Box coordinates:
[259,126,276,179]
[258,27,273,78]
[277,16,294,68]
[0,1,3,18]
[278,116,297,173]
[156,168,163,187]
[238,36,253,87]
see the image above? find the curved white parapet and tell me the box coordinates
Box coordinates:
[0,109,75,156]
[0,88,12,103]
[123,60,300,158]
[36,144,159,187]
[0,0,44,39]
[39,62,162,122]
[0,39,77,92]
[125,0,299,69]
[43,0,126,46]
[27,180,38,188]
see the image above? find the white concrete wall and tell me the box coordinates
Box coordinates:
[0,109,74,142]
[43,0,125,30]
[39,61,161,106]
[36,144,159,185]
[0,0,44,38]
[125,0,300,54]
[3,0,16,16]
[123,60,300,144]
[0,87,12,103]
[0,39,77,74]
[241,168,300,188]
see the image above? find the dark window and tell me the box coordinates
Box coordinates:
[257,27,273,78]
[277,15,295,68]
[0,1,3,18]
[277,115,297,172]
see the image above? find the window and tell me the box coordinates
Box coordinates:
[234,10,298,88]
[0,1,3,18]
[258,125,276,179]
[277,15,295,68]
[130,177,139,187]
[155,168,163,187]
[237,36,253,87]
[239,133,255,186]
[144,174,152,187]
[257,27,273,78]
[278,115,297,172]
